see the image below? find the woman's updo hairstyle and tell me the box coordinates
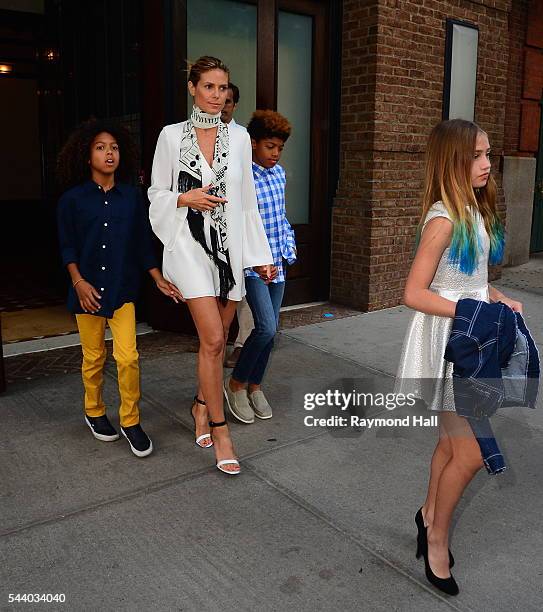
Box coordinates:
[187,56,229,86]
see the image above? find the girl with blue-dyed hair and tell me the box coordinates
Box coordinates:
[396,119,522,596]
[418,119,504,273]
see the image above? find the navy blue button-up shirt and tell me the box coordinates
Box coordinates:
[57,180,158,318]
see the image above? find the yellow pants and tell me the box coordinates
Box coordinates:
[76,302,140,427]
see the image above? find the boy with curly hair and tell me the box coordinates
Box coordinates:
[57,119,182,457]
[224,110,296,423]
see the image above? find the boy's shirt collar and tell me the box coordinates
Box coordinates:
[81,179,126,195]
[252,161,279,176]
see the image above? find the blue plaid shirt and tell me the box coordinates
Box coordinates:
[245,162,297,283]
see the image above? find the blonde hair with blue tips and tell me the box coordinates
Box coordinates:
[416,119,504,275]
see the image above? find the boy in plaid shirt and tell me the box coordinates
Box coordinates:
[224,111,296,423]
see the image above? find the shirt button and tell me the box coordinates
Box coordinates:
[102,244,106,248]
[104,201,108,205]
[101,266,106,270]
[100,287,105,291]
[104,222,108,227]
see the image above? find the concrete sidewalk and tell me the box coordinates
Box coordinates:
[1,262,542,611]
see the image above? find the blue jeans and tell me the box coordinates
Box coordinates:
[232,277,285,385]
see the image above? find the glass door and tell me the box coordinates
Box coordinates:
[277,10,312,227]
[186,0,257,127]
[278,0,333,305]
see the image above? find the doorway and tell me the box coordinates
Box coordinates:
[0,7,74,345]
[187,0,336,306]
[530,96,543,253]
[142,0,339,332]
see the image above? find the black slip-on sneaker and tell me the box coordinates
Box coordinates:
[120,423,153,458]
[85,415,120,442]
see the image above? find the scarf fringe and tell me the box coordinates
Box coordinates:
[186,207,235,301]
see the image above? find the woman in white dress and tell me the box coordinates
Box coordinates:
[148,56,273,475]
[396,119,522,594]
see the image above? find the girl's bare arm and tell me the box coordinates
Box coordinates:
[403,217,457,318]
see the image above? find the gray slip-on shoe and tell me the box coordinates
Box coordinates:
[224,376,255,424]
[248,389,272,419]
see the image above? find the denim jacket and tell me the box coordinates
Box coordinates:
[444,299,540,474]
[502,312,540,409]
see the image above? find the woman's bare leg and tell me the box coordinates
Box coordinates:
[427,412,483,577]
[217,298,238,362]
[194,298,237,401]
[422,420,452,527]
[187,297,238,472]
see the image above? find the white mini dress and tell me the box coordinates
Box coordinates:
[395,201,490,411]
[148,121,272,301]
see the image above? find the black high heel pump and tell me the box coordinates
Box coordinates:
[414,508,459,596]
[415,508,454,568]
[421,545,459,596]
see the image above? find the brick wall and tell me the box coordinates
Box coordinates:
[504,0,528,155]
[332,0,514,311]
[519,0,543,153]
[332,0,379,309]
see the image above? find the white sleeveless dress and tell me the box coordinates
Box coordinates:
[395,201,490,411]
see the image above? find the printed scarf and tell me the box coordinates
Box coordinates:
[178,106,235,302]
